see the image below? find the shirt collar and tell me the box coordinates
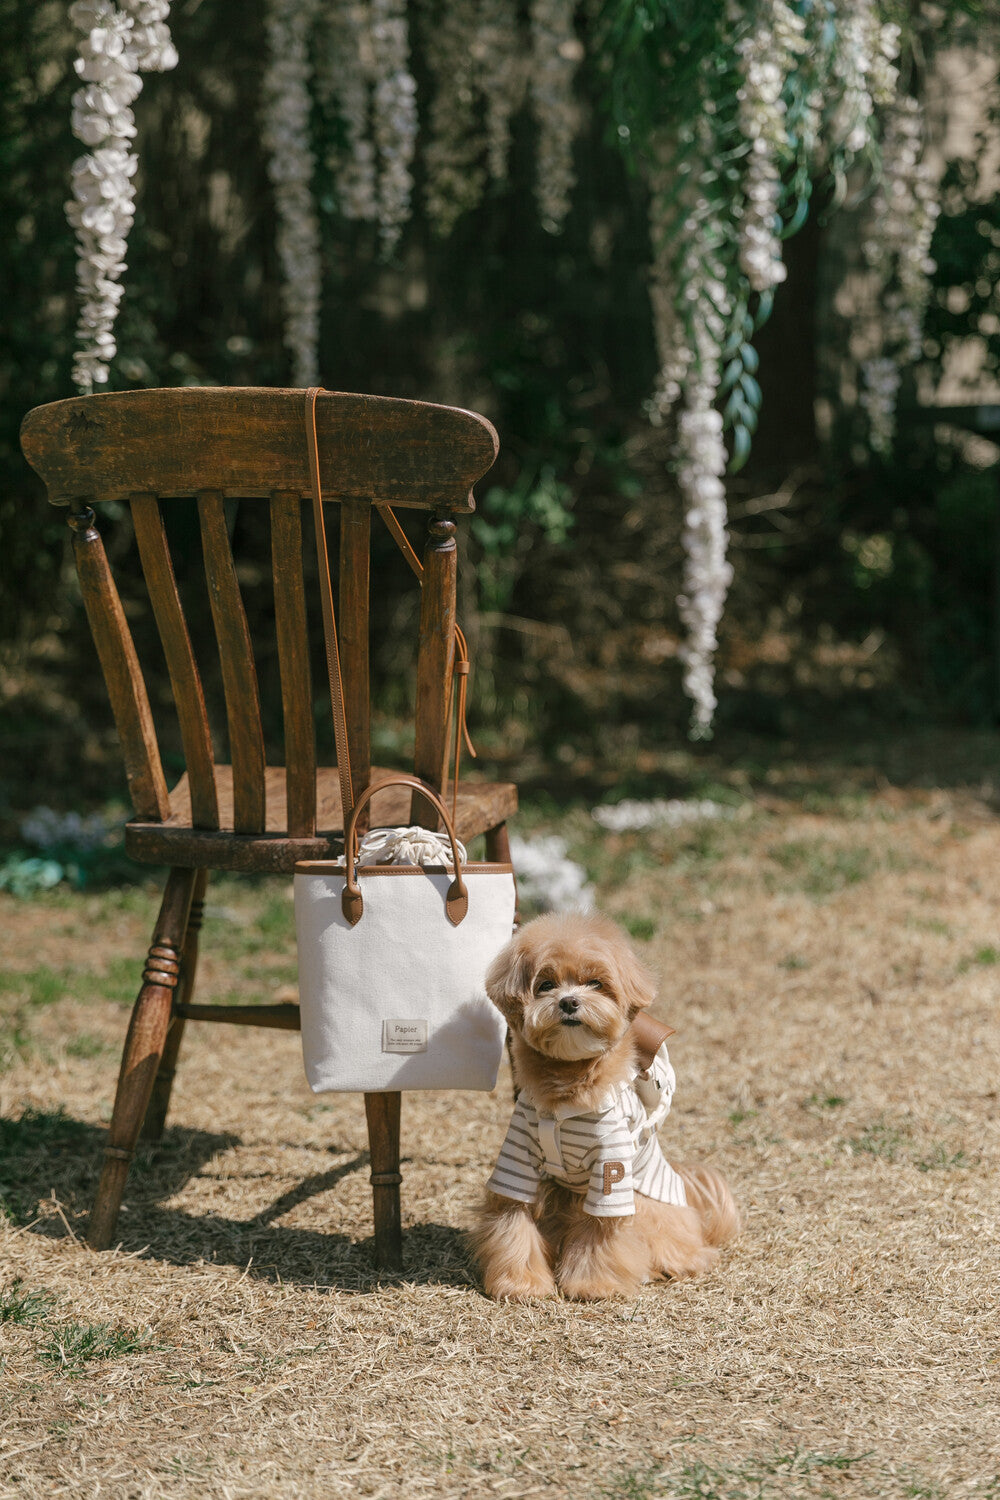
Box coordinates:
[519,1084,620,1119]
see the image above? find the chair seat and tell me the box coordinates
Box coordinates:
[124,764,517,873]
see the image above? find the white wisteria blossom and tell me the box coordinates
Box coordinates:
[828,0,900,158]
[860,93,940,452]
[647,117,734,736]
[528,0,582,232]
[508,834,594,914]
[675,369,734,738]
[733,0,804,293]
[593,798,736,833]
[369,0,417,252]
[474,0,525,183]
[66,0,176,393]
[423,0,486,236]
[317,0,379,223]
[262,0,322,386]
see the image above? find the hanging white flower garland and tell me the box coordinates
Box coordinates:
[317,0,379,224]
[860,95,940,453]
[423,0,486,237]
[262,0,322,388]
[66,0,939,738]
[66,0,176,393]
[528,0,582,233]
[734,0,804,295]
[369,0,417,252]
[476,0,525,185]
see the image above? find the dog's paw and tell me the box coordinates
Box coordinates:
[485,1267,558,1302]
[556,1271,635,1302]
[657,1244,719,1281]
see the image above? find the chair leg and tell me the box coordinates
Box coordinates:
[88,867,197,1251]
[487,821,518,926]
[485,822,511,863]
[365,1092,402,1271]
[141,868,208,1145]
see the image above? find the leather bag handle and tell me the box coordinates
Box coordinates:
[342,773,469,928]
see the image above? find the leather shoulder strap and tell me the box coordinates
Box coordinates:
[305,387,354,828]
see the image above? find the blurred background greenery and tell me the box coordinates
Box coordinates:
[2,0,999,850]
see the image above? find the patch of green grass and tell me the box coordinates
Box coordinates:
[36,1321,153,1374]
[0,965,70,1007]
[0,1019,36,1072]
[669,1449,869,1499]
[799,788,874,818]
[65,1032,112,1059]
[600,1467,661,1500]
[906,915,950,936]
[847,1117,907,1163]
[958,945,999,973]
[915,1144,971,1173]
[728,1109,758,1126]
[0,1279,55,1326]
[779,953,809,970]
[804,1093,847,1110]
[766,839,878,897]
[622,915,657,942]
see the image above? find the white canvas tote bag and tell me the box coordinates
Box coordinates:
[294,389,515,1093]
[295,774,516,1092]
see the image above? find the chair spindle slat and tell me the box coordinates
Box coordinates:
[197,490,266,834]
[339,498,372,811]
[68,507,171,822]
[411,515,457,828]
[270,491,316,837]
[131,495,219,829]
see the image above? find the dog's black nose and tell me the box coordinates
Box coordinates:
[559,996,580,1015]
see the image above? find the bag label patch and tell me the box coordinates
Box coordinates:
[382,1019,428,1053]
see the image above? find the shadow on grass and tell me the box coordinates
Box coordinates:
[2,1106,477,1292]
[0,1106,236,1233]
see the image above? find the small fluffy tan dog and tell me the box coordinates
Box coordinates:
[472,912,738,1301]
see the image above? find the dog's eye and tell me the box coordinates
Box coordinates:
[586,979,603,989]
[537,980,555,993]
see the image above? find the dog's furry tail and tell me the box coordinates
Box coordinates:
[677,1165,740,1247]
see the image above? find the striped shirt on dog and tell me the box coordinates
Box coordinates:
[487,1045,687,1219]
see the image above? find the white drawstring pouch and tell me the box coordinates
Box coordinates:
[294,775,517,1093]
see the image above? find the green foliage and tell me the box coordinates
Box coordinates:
[0,855,64,896]
[36,1321,153,1374]
[766,838,879,897]
[0,1280,55,1327]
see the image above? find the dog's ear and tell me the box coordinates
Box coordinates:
[485,939,533,1027]
[612,944,657,1020]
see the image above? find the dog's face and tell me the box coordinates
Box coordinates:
[485,913,656,1062]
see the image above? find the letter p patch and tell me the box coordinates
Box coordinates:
[602,1161,626,1196]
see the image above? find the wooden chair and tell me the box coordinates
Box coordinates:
[19,386,517,1270]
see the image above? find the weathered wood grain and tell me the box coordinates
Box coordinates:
[365,1092,403,1271]
[131,494,219,829]
[68,507,171,822]
[124,765,517,871]
[88,867,197,1249]
[197,491,266,835]
[270,490,316,837]
[141,868,208,1143]
[174,1002,302,1030]
[21,388,498,509]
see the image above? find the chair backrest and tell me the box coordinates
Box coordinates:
[20,387,498,836]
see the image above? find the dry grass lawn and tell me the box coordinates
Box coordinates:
[2,740,999,1498]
